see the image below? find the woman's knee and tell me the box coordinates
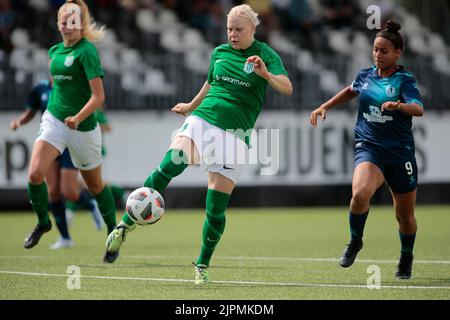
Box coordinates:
[396,214,416,228]
[62,187,80,202]
[85,182,104,196]
[80,167,105,196]
[47,188,61,201]
[170,136,198,164]
[28,170,45,185]
[351,188,373,207]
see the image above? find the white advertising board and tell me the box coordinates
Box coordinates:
[1,111,449,188]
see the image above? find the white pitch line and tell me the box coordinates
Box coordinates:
[0,271,192,283]
[2,255,450,265]
[1,270,450,290]
[126,255,450,265]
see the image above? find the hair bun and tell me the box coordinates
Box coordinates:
[385,20,401,32]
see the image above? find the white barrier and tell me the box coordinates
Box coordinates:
[1,110,449,187]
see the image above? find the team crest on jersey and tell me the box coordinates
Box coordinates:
[386,85,396,97]
[64,55,75,67]
[243,62,254,74]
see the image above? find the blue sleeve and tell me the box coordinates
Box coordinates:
[351,71,364,95]
[401,76,423,107]
[26,86,41,111]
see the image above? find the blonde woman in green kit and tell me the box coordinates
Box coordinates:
[24,0,117,263]
[105,4,293,284]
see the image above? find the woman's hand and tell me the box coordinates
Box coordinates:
[10,119,21,131]
[310,105,328,127]
[247,55,293,95]
[171,103,192,117]
[64,116,80,129]
[246,55,269,80]
[381,100,401,112]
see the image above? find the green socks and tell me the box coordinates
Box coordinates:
[27,182,50,227]
[122,212,135,226]
[120,149,189,226]
[29,182,117,235]
[110,184,125,202]
[94,186,117,234]
[196,189,231,267]
[66,200,78,211]
[143,149,188,193]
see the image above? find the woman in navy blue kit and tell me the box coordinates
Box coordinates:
[311,20,424,279]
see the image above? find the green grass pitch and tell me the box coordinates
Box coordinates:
[0,206,449,300]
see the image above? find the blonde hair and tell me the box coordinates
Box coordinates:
[58,0,105,42]
[227,4,260,28]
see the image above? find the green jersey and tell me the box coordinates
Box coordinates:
[47,38,104,131]
[192,40,288,144]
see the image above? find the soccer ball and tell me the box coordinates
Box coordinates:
[125,187,165,226]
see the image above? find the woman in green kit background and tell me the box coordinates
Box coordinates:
[105,4,293,284]
[24,0,118,263]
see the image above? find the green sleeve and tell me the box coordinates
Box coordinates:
[48,44,58,60]
[262,45,288,77]
[207,48,218,84]
[80,44,104,80]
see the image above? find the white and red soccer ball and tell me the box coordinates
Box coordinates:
[126,187,165,225]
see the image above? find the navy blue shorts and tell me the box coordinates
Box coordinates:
[355,144,418,194]
[57,148,76,169]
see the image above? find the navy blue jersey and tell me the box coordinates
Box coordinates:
[351,66,423,163]
[26,80,52,114]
